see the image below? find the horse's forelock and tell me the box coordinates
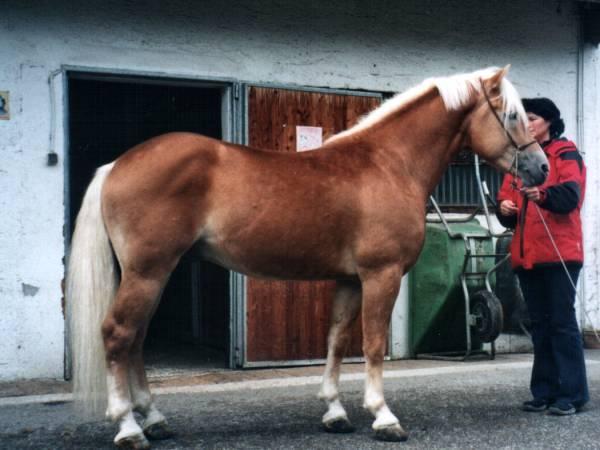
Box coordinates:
[498,78,528,129]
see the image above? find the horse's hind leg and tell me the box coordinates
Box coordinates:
[319,280,361,433]
[129,324,174,441]
[102,271,167,449]
[360,266,408,442]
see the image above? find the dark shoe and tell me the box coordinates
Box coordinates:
[521,399,549,412]
[547,402,576,416]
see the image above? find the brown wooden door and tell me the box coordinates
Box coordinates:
[245,86,382,364]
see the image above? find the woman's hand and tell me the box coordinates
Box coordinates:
[499,200,518,216]
[521,187,544,203]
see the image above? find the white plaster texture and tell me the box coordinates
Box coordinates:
[582,43,600,331]
[0,0,589,379]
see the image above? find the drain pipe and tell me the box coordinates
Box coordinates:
[47,69,62,166]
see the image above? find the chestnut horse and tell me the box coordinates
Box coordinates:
[66,66,548,448]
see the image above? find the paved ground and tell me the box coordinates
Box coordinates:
[1,351,600,449]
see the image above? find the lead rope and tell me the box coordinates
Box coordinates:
[532,202,600,344]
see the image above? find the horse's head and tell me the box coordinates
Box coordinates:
[462,66,549,187]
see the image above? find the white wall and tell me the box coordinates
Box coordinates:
[582,42,600,330]
[0,0,584,378]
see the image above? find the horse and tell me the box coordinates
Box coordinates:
[66,66,548,448]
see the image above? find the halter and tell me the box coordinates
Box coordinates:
[479,78,538,177]
[479,79,540,256]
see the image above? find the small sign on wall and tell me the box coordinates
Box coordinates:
[296,126,322,151]
[0,91,9,120]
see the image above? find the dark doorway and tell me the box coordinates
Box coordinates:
[68,73,230,374]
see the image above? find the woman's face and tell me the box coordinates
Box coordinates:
[527,113,551,143]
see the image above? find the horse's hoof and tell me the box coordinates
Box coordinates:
[374,424,409,442]
[115,433,151,449]
[144,421,175,441]
[322,417,356,433]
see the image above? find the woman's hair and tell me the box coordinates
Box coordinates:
[522,97,564,139]
[549,118,565,139]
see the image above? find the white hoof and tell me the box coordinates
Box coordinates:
[115,432,150,449]
[322,399,347,423]
[372,405,400,429]
[114,412,146,448]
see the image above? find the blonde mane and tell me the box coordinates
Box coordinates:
[327,67,527,144]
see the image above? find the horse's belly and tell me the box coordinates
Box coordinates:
[196,238,356,281]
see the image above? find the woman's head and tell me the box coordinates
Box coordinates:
[522,97,564,143]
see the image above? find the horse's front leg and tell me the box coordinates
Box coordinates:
[360,265,408,442]
[318,280,362,433]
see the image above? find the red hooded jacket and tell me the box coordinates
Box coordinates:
[497,138,586,270]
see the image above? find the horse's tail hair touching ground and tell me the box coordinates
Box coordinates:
[66,162,117,417]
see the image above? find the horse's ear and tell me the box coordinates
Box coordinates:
[485,65,510,96]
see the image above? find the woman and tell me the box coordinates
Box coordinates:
[497,97,588,415]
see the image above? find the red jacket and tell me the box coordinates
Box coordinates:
[497,138,586,270]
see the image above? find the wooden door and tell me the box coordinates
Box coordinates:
[245,86,382,364]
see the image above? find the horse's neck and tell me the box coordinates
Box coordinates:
[366,91,470,199]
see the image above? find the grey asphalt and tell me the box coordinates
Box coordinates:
[1,352,600,449]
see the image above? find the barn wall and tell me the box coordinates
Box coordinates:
[0,0,584,379]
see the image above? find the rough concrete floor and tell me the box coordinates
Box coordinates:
[0,352,535,399]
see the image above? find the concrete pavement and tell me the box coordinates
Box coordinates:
[1,351,599,449]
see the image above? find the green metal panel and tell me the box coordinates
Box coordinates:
[409,220,494,355]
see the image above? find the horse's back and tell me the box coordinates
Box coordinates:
[100,131,422,280]
[100,133,356,276]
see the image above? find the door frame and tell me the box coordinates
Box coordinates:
[234,83,385,368]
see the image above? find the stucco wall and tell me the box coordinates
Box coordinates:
[0,0,585,379]
[583,42,600,331]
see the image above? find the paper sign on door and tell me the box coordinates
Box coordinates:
[296,126,323,151]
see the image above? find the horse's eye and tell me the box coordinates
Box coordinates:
[508,112,518,121]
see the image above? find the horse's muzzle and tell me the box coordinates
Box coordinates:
[519,158,549,187]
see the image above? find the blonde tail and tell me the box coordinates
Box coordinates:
[66,162,116,417]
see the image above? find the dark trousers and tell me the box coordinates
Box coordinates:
[518,265,589,407]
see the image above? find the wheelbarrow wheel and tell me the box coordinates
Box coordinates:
[494,236,529,332]
[470,290,504,343]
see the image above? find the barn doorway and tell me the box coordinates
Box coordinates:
[67,72,231,375]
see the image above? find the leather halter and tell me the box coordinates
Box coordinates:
[479,78,538,176]
[479,79,540,255]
